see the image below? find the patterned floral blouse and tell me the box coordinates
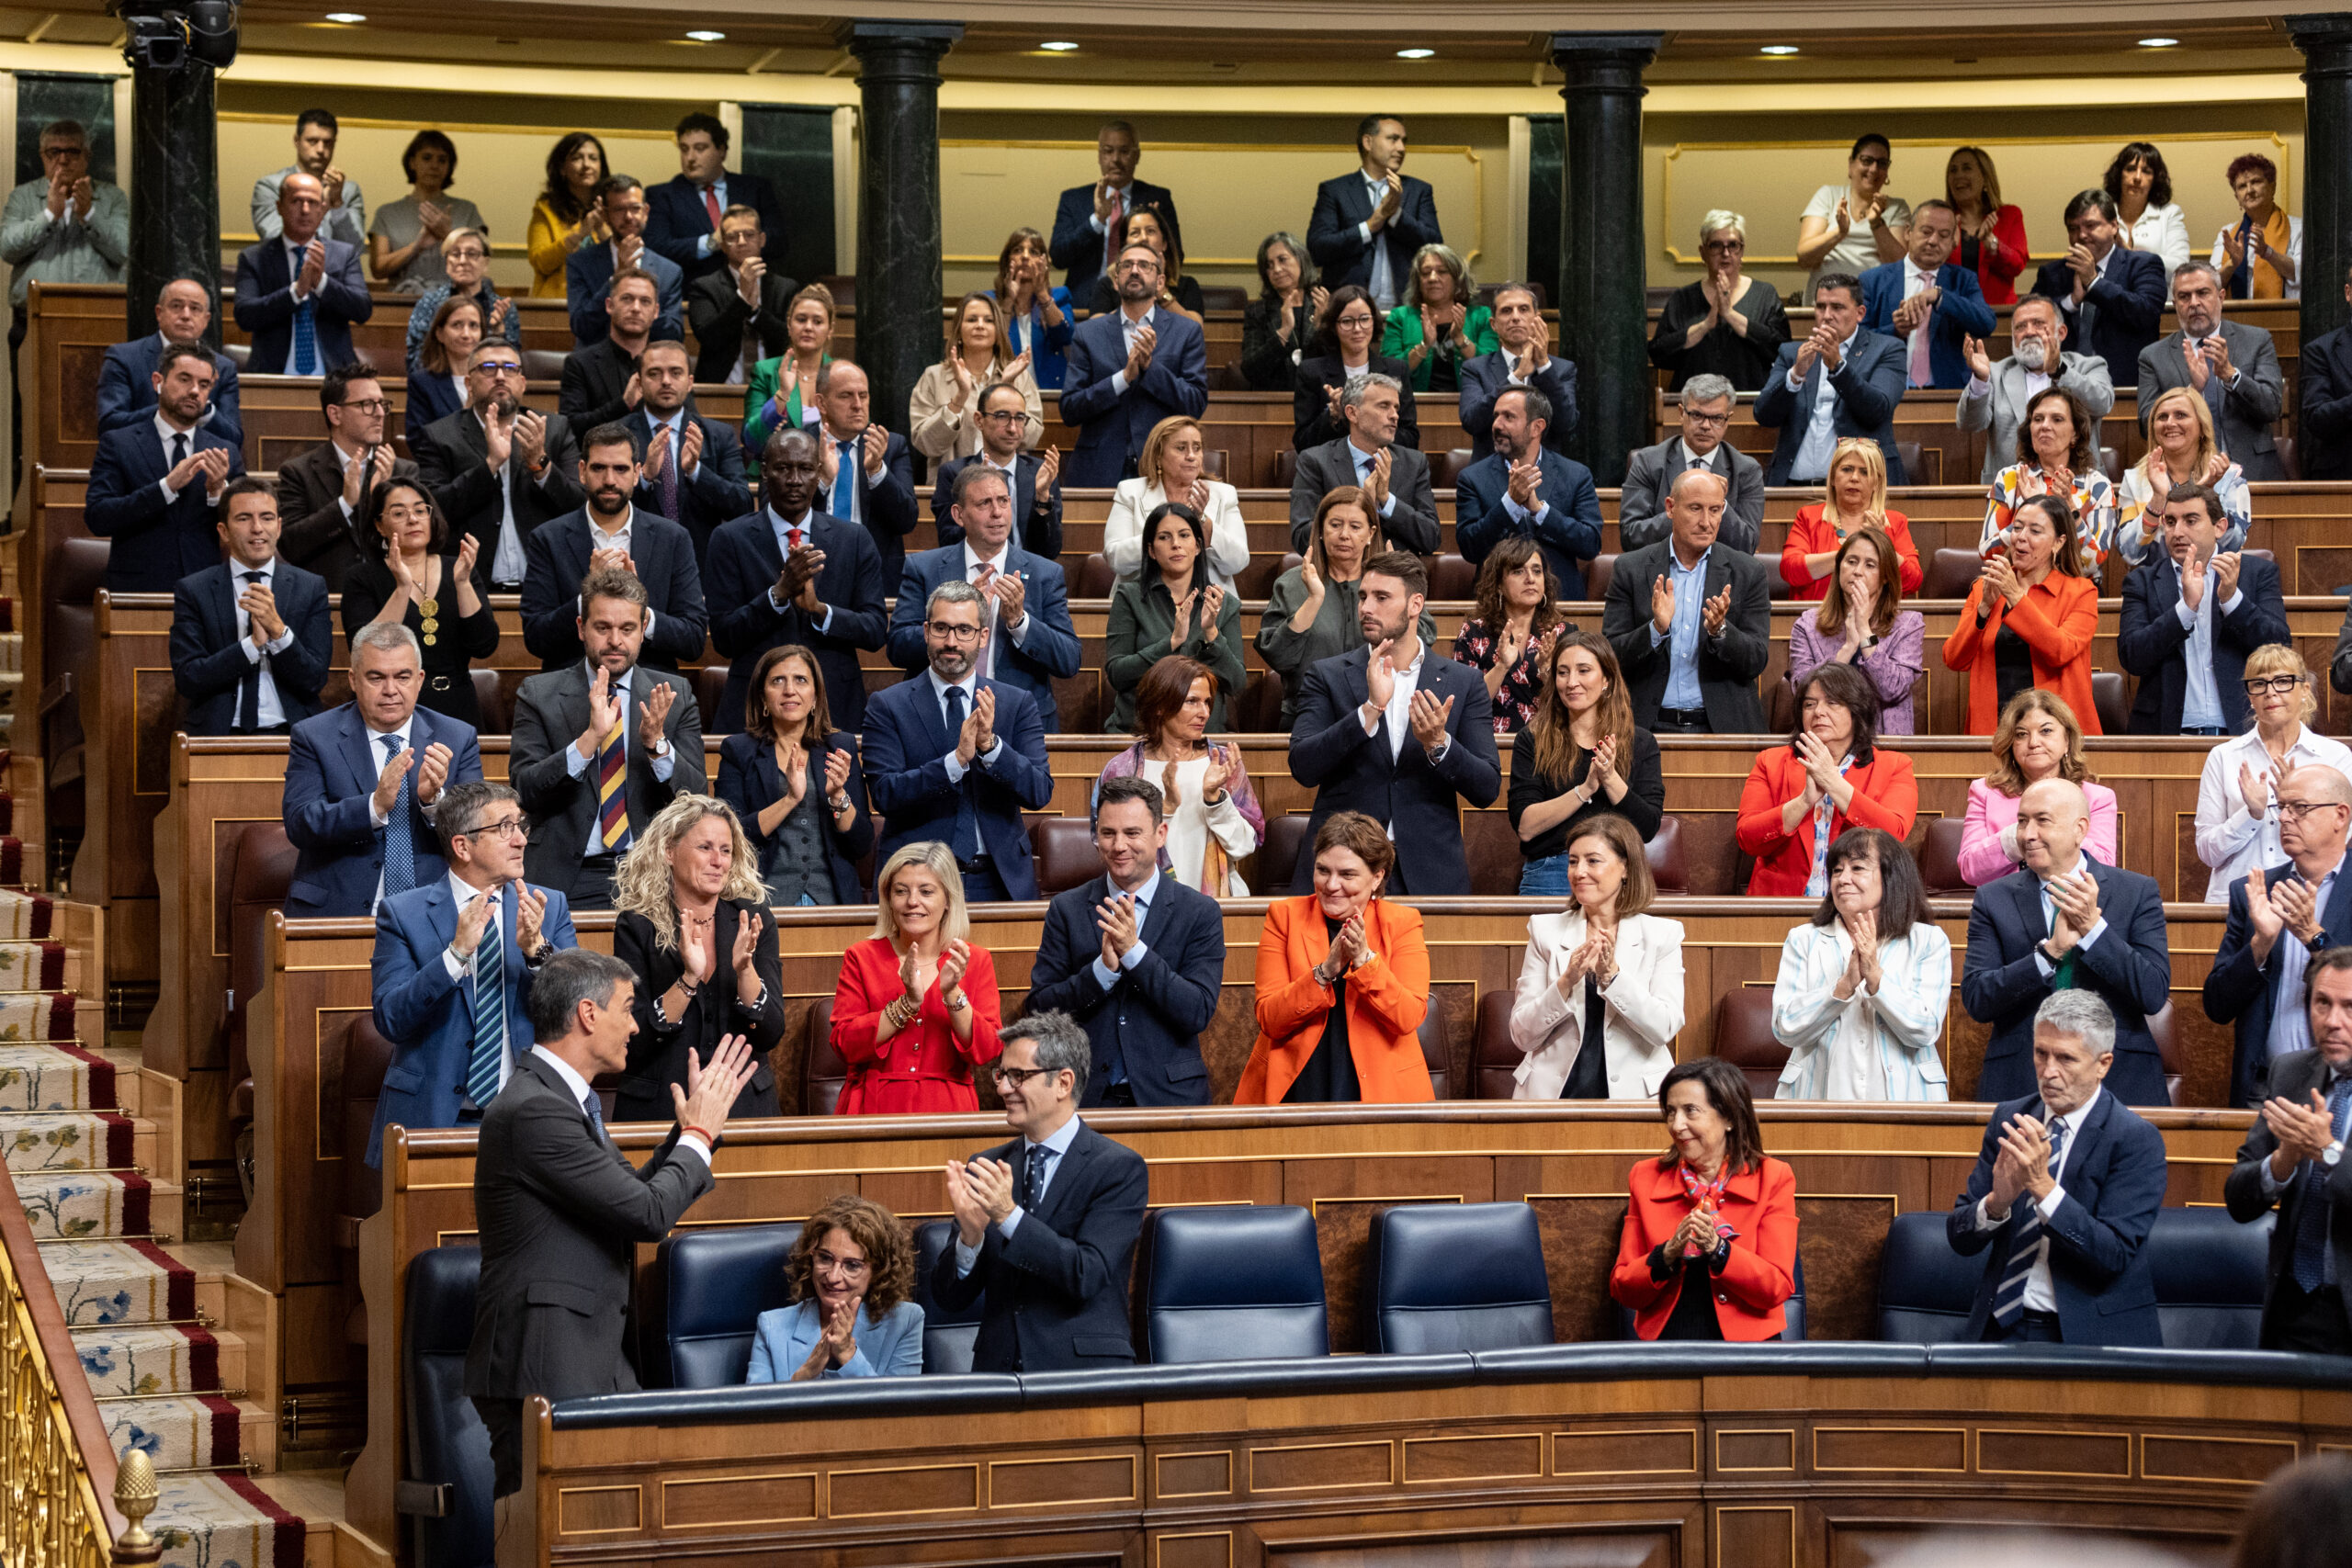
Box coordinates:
[1978,463,2120,572]
[1453,618,1554,733]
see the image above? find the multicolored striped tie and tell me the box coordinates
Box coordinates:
[465,890,506,1110]
[1990,1116,2068,1329]
[596,709,629,851]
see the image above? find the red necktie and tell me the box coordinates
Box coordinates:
[788,527,804,553]
[703,186,722,227]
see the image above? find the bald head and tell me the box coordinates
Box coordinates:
[2290,764,2352,807]
[2016,777,2090,874]
[2279,763,2352,874]
[1669,467,1730,503]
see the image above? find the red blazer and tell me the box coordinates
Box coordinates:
[831,937,1002,1115]
[1736,745,1918,896]
[1779,506,1922,600]
[1939,571,2102,737]
[1963,204,2030,304]
[1610,1155,1797,1341]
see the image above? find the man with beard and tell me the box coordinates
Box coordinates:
[276,363,422,590]
[1287,549,1498,895]
[1285,374,1438,556]
[98,276,240,445]
[85,343,244,592]
[627,338,752,569]
[1453,384,1601,590]
[2139,260,2288,480]
[1059,241,1207,489]
[413,342,585,591]
[1957,294,2114,487]
[559,266,661,432]
[519,423,707,671]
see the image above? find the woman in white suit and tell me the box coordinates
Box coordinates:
[1103,415,1250,585]
[1509,814,1685,1100]
[746,1194,925,1382]
[1770,827,1951,1101]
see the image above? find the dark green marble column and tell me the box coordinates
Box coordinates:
[838,19,962,436]
[1550,31,1661,487]
[2290,14,2352,346]
[124,62,221,345]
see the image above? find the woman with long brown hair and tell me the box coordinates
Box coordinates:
[1103,506,1244,735]
[909,290,1043,461]
[714,644,873,904]
[1452,538,1564,734]
[1509,628,1665,895]
[526,130,607,298]
[1508,814,1683,1100]
[1944,492,2102,735]
[1786,526,1926,734]
[1095,654,1265,897]
[990,225,1073,389]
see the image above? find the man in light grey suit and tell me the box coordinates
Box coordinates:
[1620,373,1766,552]
[251,108,365,248]
[1957,293,2114,486]
[1286,375,1439,555]
[2138,261,2287,481]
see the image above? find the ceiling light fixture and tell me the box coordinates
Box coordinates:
[685,29,726,41]
[324,10,365,19]
[2138,35,2178,46]
[1396,47,1435,58]
[1759,43,1801,54]
[1040,39,1080,51]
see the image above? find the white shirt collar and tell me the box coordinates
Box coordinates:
[927,666,978,704]
[228,556,277,584]
[153,410,196,444]
[529,1043,596,1109]
[963,537,1012,573]
[590,503,635,544]
[2040,853,2092,887]
[1025,1109,1085,1156]
[769,505,814,534]
[1904,255,1935,285]
[365,716,413,750]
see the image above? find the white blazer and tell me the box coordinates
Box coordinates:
[1103,477,1250,585]
[1508,908,1685,1100]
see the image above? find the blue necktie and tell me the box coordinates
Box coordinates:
[582,1089,607,1146]
[1024,1143,1050,1209]
[2291,1077,2352,1292]
[831,438,857,520]
[466,889,507,1110]
[380,735,415,898]
[944,684,981,858]
[234,570,265,731]
[1990,1117,2069,1328]
[291,276,319,377]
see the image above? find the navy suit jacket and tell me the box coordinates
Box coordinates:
[932,453,1063,560]
[1858,259,1996,389]
[930,1120,1149,1371]
[401,367,468,451]
[808,427,921,584]
[564,241,685,347]
[231,237,372,374]
[2033,249,2168,390]
[1288,646,1501,896]
[96,334,242,448]
[2116,551,2289,735]
[282,704,485,918]
[1752,331,1909,485]
[1024,873,1226,1106]
[168,560,334,734]
[366,877,578,1168]
[1960,862,2172,1105]
[1305,171,1442,295]
[705,507,887,736]
[2203,861,2352,1108]
[1048,180,1181,293]
[85,423,248,592]
[888,545,1081,735]
[625,407,752,568]
[1947,1090,2166,1347]
[2301,321,2352,481]
[861,674,1053,897]
[1453,449,1601,592]
[1058,309,1209,490]
[517,508,708,671]
[642,169,788,284]
[712,728,874,903]
[1457,349,1577,462]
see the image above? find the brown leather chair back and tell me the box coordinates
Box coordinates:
[1419,1003,1450,1100]
[339,1016,398,1227]
[695,663,733,732]
[1711,987,1787,1099]
[802,999,847,1116]
[1465,811,1523,896]
[1582,554,1616,604]
[43,536,111,787]
[1255,814,1313,891]
[469,669,512,736]
[1473,990,1519,1100]
[1076,554,1116,598]
[2098,446,2123,485]
[1202,449,1229,480]
[521,348,568,380]
[1766,677,1796,734]
[1645,816,1687,894]
[1430,448,1476,491]
[2277,437,2301,481]
[1916,817,1971,897]
[1031,816,1103,895]
[1894,442,1927,483]
[2149,1001,2182,1106]
[1923,548,1983,600]
[2091,671,2127,737]
[1272,450,1298,491]
[1428,554,1476,601]
[1232,669,1286,734]
[227,824,300,1095]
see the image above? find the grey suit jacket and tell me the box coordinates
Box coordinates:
[1598,538,1773,734]
[464,1051,712,1402]
[2137,321,2286,479]
[507,661,707,895]
[1957,352,2117,486]
[251,164,366,248]
[1286,437,1439,555]
[1618,438,1766,554]
[273,439,422,592]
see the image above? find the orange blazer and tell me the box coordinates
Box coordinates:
[1779,505,1923,600]
[1609,1155,1798,1341]
[1235,896,1432,1105]
[1939,571,2102,737]
[1735,746,1918,896]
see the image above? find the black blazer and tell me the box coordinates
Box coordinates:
[274,439,422,592]
[2032,248,2168,390]
[2204,862,2352,1107]
[517,507,709,671]
[1286,645,1501,895]
[931,452,1063,560]
[558,337,641,433]
[611,899,784,1123]
[712,728,874,903]
[1239,297,1315,391]
[643,168,788,282]
[2116,551,2289,734]
[1458,348,1578,462]
[1305,171,1442,296]
[624,406,753,569]
[1024,874,1227,1107]
[2226,1045,2352,1340]
[1293,352,1420,452]
[232,235,371,373]
[685,267,800,383]
[169,559,334,734]
[401,367,469,451]
[339,554,501,730]
[507,661,707,896]
[929,1119,1150,1371]
[1048,179,1181,293]
[704,508,888,736]
[1285,435,1440,555]
[412,406,586,581]
[2301,321,2352,481]
[1598,539,1772,735]
[1751,332,1909,486]
[85,423,248,592]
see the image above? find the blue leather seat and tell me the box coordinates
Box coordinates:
[912,1218,987,1373]
[400,1245,493,1568]
[1139,1204,1327,1364]
[1611,1243,1806,1341]
[2149,1205,2274,1350]
[645,1223,803,1388]
[1876,1210,1983,1343]
[1363,1202,1553,1353]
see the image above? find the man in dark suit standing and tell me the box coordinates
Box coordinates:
[1048,120,1180,296]
[932,381,1063,558]
[1753,272,1908,486]
[1947,991,2167,1347]
[627,340,752,568]
[2116,483,2290,736]
[518,424,707,671]
[862,581,1054,902]
[466,950,755,1495]
[1025,777,1225,1107]
[1288,551,1499,896]
[2224,945,2352,1352]
[1285,376,1438,555]
[96,276,241,446]
[413,344,585,591]
[2138,261,2289,481]
[276,364,420,591]
[1059,243,1208,489]
[2300,264,2352,481]
[85,344,244,593]
[1459,286,1576,462]
[800,359,918,583]
[558,267,661,432]
[2031,188,2168,391]
[644,112,787,287]
[934,1010,1150,1371]
[232,172,371,375]
[1600,471,1770,735]
[1962,777,2172,1105]
[565,176,684,348]
[1618,374,1766,552]
[170,478,332,736]
[706,428,887,736]
[2204,765,2352,1109]
[1858,201,1997,389]
[888,466,1080,735]
[684,205,796,385]
[1306,115,1441,310]
[508,569,706,909]
[1453,385,1600,591]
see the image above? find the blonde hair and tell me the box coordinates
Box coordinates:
[872,842,970,949]
[2245,643,2319,726]
[611,795,769,953]
[1138,415,1204,490]
[1698,209,1747,244]
[1823,437,1890,527]
[1403,243,1476,309]
[1945,146,2004,210]
[2137,386,2221,482]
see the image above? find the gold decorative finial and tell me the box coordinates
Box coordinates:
[113,1447,163,1564]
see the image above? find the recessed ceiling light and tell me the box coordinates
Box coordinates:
[2138,35,2178,46]
[1759,43,1801,54]
[1396,47,1435,58]
[1040,39,1080,51]
[685,29,726,41]
[324,10,365,19]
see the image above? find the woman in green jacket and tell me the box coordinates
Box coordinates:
[742,283,835,451]
[1380,243,1496,393]
[1104,503,1244,734]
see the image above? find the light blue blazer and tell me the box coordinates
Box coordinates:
[745,1298,924,1382]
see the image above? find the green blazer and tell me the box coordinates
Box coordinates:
[1380,303,1498,390]
[1103,572,1246,736]
[741,353,831,451]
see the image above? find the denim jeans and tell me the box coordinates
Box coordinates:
[1519,854,1571,897]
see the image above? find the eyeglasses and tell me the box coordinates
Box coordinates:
[926,620,983,641]
[458,816,528,840]
[2245,675,2306,695]
[341,398,390,413]
[1853,154,1890,170]
[2279,801,2347,821]
[811,1249,869,1276]
[1682,408,1731,428]
[446,248,486,263]
[978,410,1026,424]
[473,360,524,378]
[1700,239,1745,253]
[989,1065,1060,1088]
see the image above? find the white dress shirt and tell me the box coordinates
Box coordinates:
[562,660,676,852]
[2030,853,2109,979]
[2195,726,2352,903]
[1358,172,1398,308]
[152,410,210,505]
[1973,1087,2101,1313]
[954,1111,1086,1273]
[929,667,1002,782]
[2267,851,2346,1065]
[227,555,297,728]
[2171,557,2244,730]
[1363,645,1448,840]
[1106,305,1159,398]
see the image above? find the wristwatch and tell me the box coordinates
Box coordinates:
[2326,1139,2344,1169]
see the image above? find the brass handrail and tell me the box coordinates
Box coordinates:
[0,1167,122,1568]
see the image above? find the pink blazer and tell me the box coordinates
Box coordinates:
[1956,777,2120,886]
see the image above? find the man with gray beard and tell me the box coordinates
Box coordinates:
[1955,292,2114,486]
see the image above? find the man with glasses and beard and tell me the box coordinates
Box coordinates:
[1060,242,1208,489]
[413,341,585,591]
[2208,766,2352,1110]
[1957,294,2114,487]
[520,423,707,671]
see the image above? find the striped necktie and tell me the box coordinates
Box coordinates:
[596,706,629,851]
[466,889,507,1110]
[1990,1116,2069,1328]
[380,735,415,898]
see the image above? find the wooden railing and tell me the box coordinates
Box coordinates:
[0,1170,121,1568]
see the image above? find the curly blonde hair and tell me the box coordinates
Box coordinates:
[611,795,768,953]
[785,1194,914,1321]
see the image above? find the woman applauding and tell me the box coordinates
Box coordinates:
[1508,816,1683,1100]
[2117,388,2251,569]
[1096,657,1264,896]
[1736,663,1918,897]
[1103,505,1243,734]
[1770,827,1951,1100]
[831,843,1001,1115]
[1452,539,1564,734]
[1786,527,1926,735]
[1957,690,2120,886]
[343,480,497,729]
[748,1195,923,1382]
[1942,493,2101,736]
[714,645,872,904]
[1510,629,1665,894]
[1781,439,1920,600]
